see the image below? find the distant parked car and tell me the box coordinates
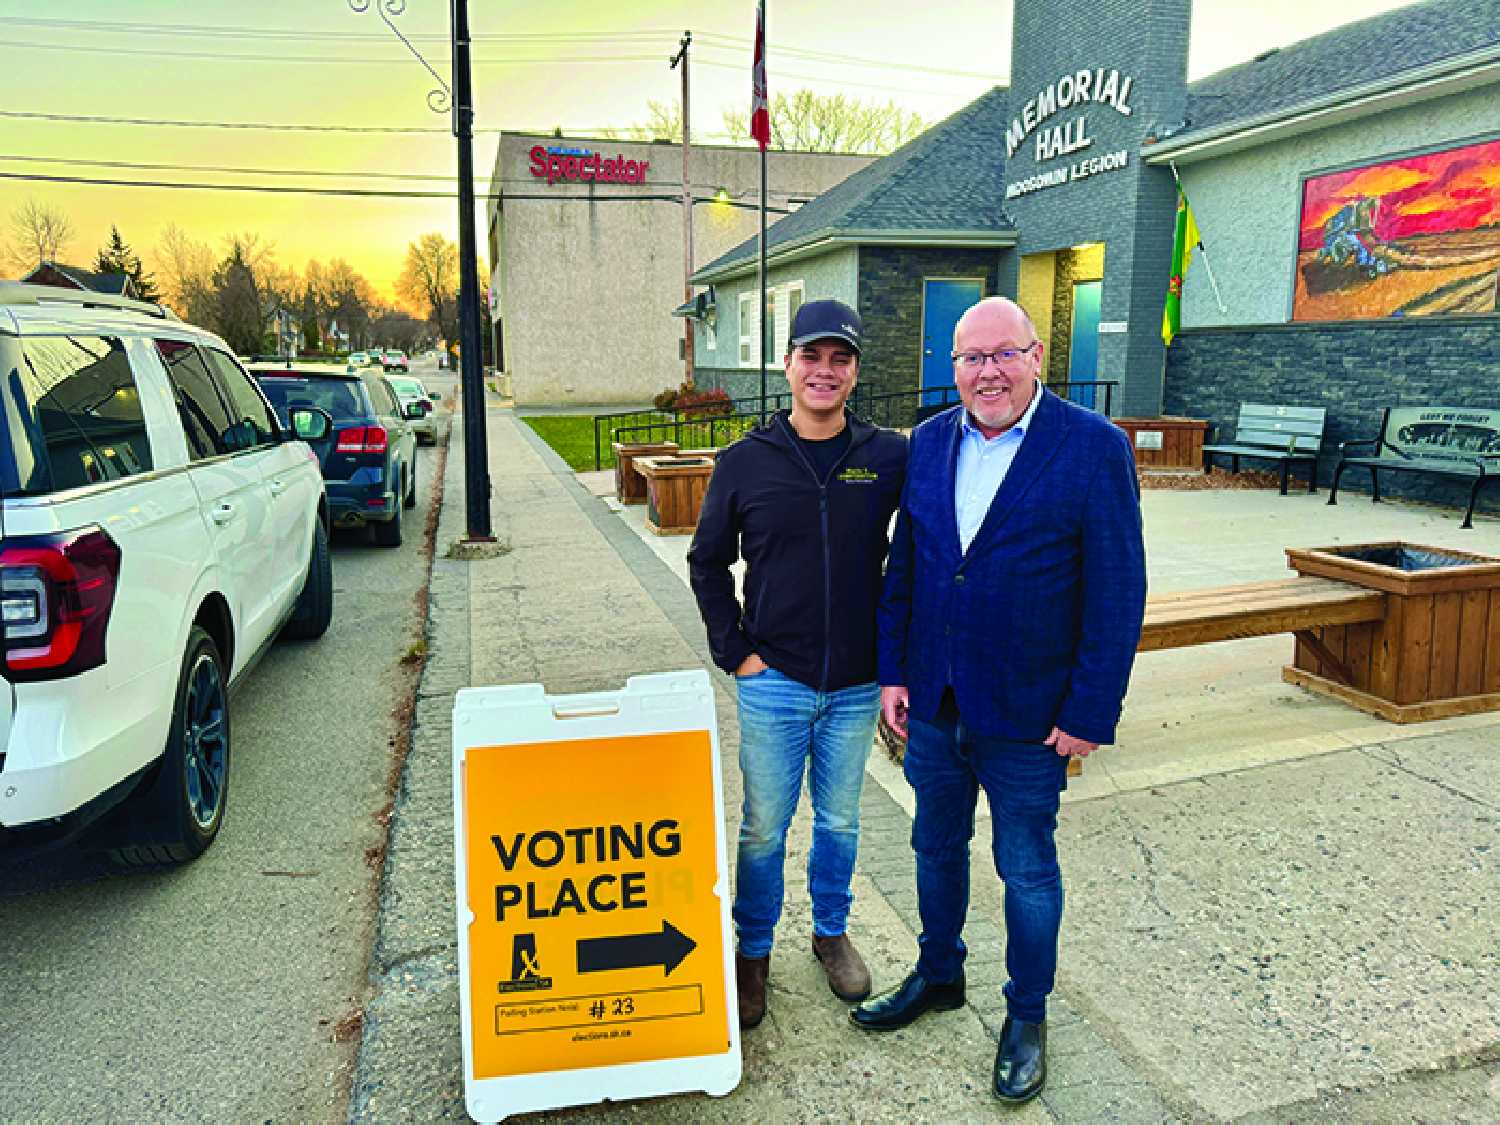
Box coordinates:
[249,364,421,547]
[386,375,439,445]
[1,282,334,865]
[382,349,410,372]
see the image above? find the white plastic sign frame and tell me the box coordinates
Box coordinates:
[453,670,741,1122]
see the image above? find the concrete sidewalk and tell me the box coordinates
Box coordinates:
[350,401,1499,1122]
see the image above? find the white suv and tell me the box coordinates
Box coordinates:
[0,282,334,866]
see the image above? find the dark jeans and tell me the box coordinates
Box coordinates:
[903,691,1069,1024]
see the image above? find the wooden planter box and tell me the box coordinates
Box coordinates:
[637,455,716,535]
[612,440,678,504]
[1113,417,1207,469]
[1283,542,1500,721]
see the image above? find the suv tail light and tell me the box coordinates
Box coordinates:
[1,527,122,682]
[335,425,388,454]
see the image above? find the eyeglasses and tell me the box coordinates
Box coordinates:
[951,342,1040,369]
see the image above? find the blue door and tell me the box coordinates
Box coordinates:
[1067,280,1102,409]
[921,279,984,407]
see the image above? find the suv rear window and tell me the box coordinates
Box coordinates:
[0,334,154,497]
[253,373,366,425]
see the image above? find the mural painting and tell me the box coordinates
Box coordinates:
[1293,137,1500,321]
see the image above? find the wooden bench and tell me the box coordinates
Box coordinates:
[1328,405,1500,528]
[876,574,1388,777]
[1202,403,1326,495]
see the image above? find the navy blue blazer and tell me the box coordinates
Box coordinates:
[877,388,1147,745]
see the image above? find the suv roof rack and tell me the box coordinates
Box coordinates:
[0,280,181,321]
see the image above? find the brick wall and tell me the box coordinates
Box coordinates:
[856,246,1003,398]
[1164,317,1500,514]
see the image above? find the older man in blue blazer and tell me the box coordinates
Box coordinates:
[851,297,1146,1105]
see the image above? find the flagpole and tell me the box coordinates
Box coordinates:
[1169,161,1227,314]
[757,1,769,425]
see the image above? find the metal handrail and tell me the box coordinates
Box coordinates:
[596,380,1119,465]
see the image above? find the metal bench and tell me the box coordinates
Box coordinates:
[1201,403,1326,495]
[1328,406,1500,529]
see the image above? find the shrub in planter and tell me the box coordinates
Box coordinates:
[653,387,680,411]
[675,387,733,417]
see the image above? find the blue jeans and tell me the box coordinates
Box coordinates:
[904,692,1069,1024]
[733,667,880,958]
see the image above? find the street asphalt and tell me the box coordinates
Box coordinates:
[351,392,1497,1123]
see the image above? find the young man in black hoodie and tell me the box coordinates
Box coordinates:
[688,299,908,1029]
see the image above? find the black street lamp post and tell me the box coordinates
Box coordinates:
[349,0,492,541]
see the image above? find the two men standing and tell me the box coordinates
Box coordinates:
[689,294,1146,1105]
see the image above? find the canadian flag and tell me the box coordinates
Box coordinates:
[750,0,770,151]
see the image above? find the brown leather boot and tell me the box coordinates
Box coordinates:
[736,952,770,1029]
[812,933,872,1002]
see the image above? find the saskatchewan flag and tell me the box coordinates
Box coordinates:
[1161,186,1201,346]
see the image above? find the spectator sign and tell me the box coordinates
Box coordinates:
[453,671,740,1121]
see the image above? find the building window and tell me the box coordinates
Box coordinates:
[738,292,754,367]
[704,317,717,351]
[775,282,805,358]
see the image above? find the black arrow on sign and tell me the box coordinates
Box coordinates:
[576,920,697,977]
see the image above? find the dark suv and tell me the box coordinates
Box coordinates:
[249,364,420,547]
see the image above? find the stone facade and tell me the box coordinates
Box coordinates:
[1164,317,1500,514]
[856,246,1004,398]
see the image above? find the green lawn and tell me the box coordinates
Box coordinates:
[520,415,606,471]
[522,411,759,472]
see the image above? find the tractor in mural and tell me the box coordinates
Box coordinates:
[1316,198,1390,279]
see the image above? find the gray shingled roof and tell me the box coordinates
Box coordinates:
[694,86,1014,280]
[1177,0,1500,141]
[695,0,1500,279]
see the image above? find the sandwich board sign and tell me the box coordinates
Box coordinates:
[453,670,740,1121]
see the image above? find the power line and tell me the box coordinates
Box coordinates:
[0,109,495,135]
[0,170,796,212]
[4,38,667,66]
[0,153,460,183]
[0,16,683,43]
[693,32,1002,81]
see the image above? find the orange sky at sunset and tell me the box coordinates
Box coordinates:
[1,1,1421,304]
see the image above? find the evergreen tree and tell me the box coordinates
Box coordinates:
[94,225,160,302]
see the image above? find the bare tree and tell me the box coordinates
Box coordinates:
[723,90,925,154]
[153,224,217,326]
[396,233,460,349]
[4,198,76,273]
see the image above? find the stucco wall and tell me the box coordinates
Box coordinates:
[1177,83,1500,329]
[488,134,870,405]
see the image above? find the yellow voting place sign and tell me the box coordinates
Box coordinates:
[453,671,740,1121]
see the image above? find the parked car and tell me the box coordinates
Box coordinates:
[248,363,420,546]
[386,375,438,445]
[381,349,410,372]
[0,282,334,865]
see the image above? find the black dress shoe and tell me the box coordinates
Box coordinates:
[993,1016,1046,1104]
[849,970,965,1032]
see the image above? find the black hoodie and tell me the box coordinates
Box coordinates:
[688,410,908,691]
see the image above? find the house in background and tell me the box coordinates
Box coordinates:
[22,261,140,301]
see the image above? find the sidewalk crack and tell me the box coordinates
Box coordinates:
[1359,744,1498,811]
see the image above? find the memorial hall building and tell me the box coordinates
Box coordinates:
[685,0,1500,490]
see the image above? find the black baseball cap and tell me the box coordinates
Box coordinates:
[788,299,863,355]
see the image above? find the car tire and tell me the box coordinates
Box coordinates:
[373,484,403,547]
[281,520,333,641]
[404,461,418,509]
[107,626,230,869]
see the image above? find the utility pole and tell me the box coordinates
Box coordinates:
[452,0,493,540]
[670,31,694,388]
